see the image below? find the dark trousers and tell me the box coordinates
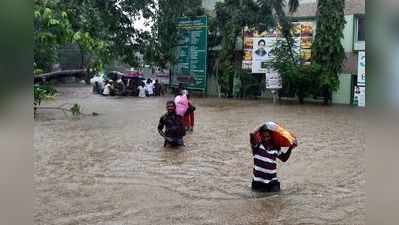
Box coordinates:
[251,180,281,192]
[164,138,184,147]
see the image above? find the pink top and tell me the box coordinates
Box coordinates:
[174,95,189,116]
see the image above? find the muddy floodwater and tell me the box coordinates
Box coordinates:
[34,85,365,225]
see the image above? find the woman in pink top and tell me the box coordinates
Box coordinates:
[174,92,189,117]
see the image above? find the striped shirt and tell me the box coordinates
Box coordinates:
[252,142,282,184]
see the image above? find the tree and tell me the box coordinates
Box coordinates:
[34,0,155,73]
[34,0,74,73]
[312,0,346,104]
[59,0,154,67]
[145,0,204,68]
[270,37,321,104]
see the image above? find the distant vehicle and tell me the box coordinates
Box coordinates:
[105,71,124,81]
[121,74,146,86]
[125,68,144,78]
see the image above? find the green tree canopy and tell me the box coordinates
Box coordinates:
[144,0,204,68]
[312,0,346,104]
[34,0,155,73]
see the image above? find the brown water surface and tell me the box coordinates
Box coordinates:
[34,85,365,225]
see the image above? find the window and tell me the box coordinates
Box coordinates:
[354,15,365,51]
[356,16,365,42]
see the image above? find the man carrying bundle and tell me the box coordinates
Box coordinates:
[249,122,297,192]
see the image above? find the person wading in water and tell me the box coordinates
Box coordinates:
[158,101,186,147]
[250,125,297,192]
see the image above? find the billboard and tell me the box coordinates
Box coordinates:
[172,16,208,92]
[242,21,315,73]
[252,37,274,73]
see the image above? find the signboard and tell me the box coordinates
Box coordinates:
[172,16,208,92]
[356,51,366,107]
[357,86,366,107]
[357,51,366,85]
[266,69,282,89]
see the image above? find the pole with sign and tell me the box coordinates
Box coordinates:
[265,68,282,104]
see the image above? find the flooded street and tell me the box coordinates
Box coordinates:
[34,85,365,225]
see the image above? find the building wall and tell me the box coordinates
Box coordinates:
[331,15,356,104]
[342,15,354,52]
[333,74,353,104]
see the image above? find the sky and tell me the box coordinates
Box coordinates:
[133,13,153,32]
[132,0,157,32]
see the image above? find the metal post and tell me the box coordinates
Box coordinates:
[272,89,277,104]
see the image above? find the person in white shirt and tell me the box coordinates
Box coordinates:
[138,83,146,98]
[145,79,154,96]
[102,81,112,96]
[115,78,126,96]
[90,75,104,94]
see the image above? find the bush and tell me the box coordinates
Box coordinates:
[34,85,57,106]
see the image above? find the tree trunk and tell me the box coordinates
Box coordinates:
[34,69,87,83]
[298,95,304,104]
[322,86,331,105]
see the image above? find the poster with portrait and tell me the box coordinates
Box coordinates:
[299,22,314,65]
[300,36,312,49]
[252,37,273,73]
[300,22,313,37]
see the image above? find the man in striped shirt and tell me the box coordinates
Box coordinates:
[250,125,296,192]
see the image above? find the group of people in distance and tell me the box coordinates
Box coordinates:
[137,78,163,97]
[158,87,195,148]
[91,74,164,97]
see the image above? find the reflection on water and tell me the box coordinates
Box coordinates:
[35,85,365,225]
